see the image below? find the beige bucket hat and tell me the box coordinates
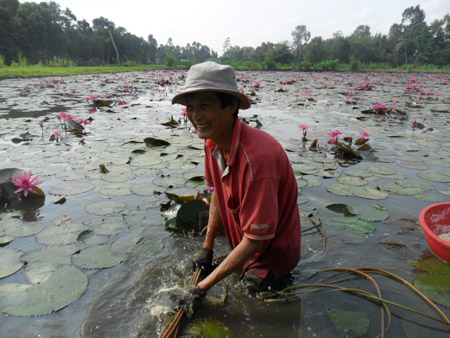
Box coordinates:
[171,61,251,109]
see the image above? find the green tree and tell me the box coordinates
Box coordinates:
[291,25,310,61]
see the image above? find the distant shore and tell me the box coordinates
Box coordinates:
[1,63,449,80]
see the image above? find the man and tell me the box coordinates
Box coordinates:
[172,61,301,293]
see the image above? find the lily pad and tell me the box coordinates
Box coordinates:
[366,165,397,176]
[71,244,124,269]
[337,176,368,186]
[349,186,389,200]
[85,200,126,216]
[411,257,450,275]
[417,172,450,183]
[327,307,370,337]
[412,274,450,307]
[35,223,89,245]
[49,182,95,196]
[0,248,24,279]
[331,216,375,243]
[21,245,79,266]
[181,317,234,338]
[378,182,424,196]
[1,218,44,237]
[326,183,353,196]
[176,200,209,232]
[346,204,390,221]
[0,264,87,316]
[414,193,446,202]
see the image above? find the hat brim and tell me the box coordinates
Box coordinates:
[172,88,251,110]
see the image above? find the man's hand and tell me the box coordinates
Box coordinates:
[192,247,213,271]
[177,285,206,317]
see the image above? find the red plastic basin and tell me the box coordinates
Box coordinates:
[420,202,450,264]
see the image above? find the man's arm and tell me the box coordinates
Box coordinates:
[197,236,264,291]
[203,192,222,249]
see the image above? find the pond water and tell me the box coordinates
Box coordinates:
[0,70,450,337]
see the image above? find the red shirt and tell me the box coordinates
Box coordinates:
[205,118,301,280]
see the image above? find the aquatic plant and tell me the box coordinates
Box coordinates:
[12,172,42,197]
[299,124,308,141]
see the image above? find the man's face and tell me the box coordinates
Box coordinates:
[185,92,237,143]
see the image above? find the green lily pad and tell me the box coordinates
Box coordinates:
[176,200,209,232]
[378,182,424,196]
[1,219,44,237]
[144,137,170,147]
[181,317,234,338]
[402,320,433,338]
[130,182,158,196]
[326,183,353,196]
[21,245,80,266]
[349,186,389,200]
[35,223,89,245]
[297,178,308,189]
[49,182,95,196]
[417,172,450,183]
[414,193,446,202]
[342,168,372,177]
[0,248,24,279]
[411,258,450,275]
[85,200,126,216]
[337,176,368,186]
[413,274,450,307]
[99,183,132,197]
[72,245,124,269]
[394,179,435,191]
[331,216,375,243]
[397,161,430,170]
[303,175,322,187]
[0,264,87,316]
[366,165,397,176]
[347,204,390,221]
[327,307,370,337]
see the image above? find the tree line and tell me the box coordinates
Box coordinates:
[0,1,449,69]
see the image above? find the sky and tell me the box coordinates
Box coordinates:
[27,0,450,55]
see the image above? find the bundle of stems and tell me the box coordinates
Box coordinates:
[257,267,450,337]
[159,268,202,338]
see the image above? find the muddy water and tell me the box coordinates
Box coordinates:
[0,70,450,337]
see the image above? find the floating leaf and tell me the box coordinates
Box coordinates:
[394,179,435,191]
[367,165,397,176]
[72,245,124,269]
[349,186,389,200]
[331,216,375,243]
[181,317,234,338]
[49,182,95,196]
[337,176,368,186]
[176,200,209,232]
[411,257,450,275]
[0,265,87,316]
[303,175,322,187]
[414,193,446,202]
[35,223,88,245]
[21,245,79,266]
[347,204,390,221]
[326,204,353,216]
[327,307,370,337]
[0,248,24,279]
[413,274,450,307]
[402,320,433,338]
[326,183,353,196]
[417,172,450,183]
[85,200,126,216]
[144,137,170,147]
[1,218,44,237]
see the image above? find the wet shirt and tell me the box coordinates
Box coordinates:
[204,118,301,280]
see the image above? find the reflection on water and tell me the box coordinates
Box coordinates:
[0,71,449,337]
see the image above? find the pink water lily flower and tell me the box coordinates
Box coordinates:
[12,172,42,197]
[360,131,371,139]
[299,124,308,131]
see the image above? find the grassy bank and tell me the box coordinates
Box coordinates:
[1,61,449,79]
[0,64,187,79]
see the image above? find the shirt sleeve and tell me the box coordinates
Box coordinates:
[204,144,214,187]
[240,177,279,241]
